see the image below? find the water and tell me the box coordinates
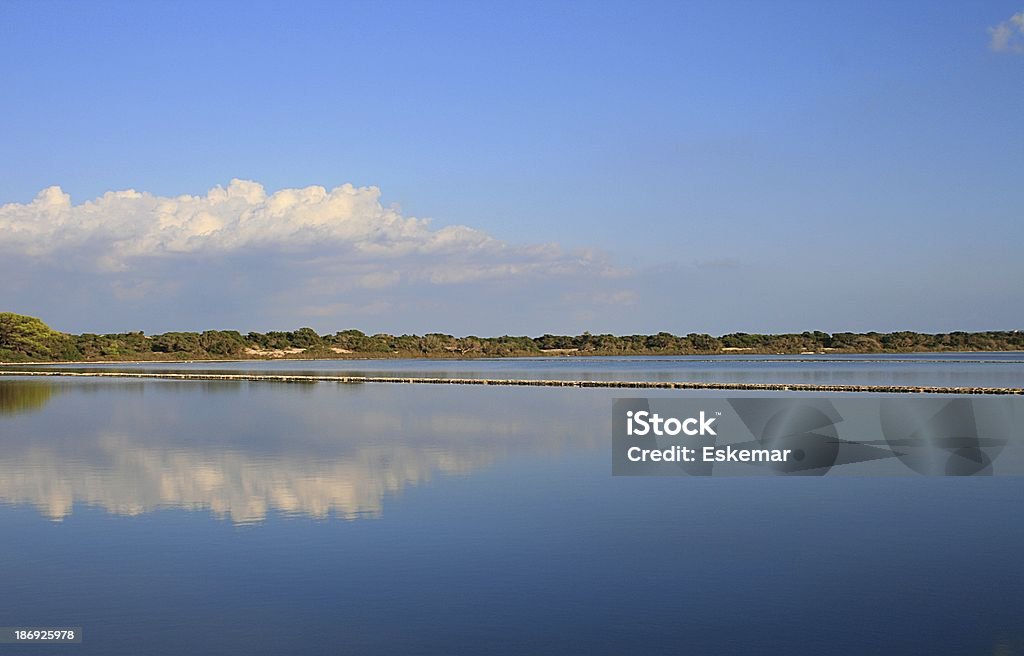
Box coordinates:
[1,361,1022,654]
[10,351,1024,388]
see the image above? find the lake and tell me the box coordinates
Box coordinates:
[1,356,1022,654]
[12,351,1024,388]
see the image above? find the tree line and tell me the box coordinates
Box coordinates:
[1,312,1022,362]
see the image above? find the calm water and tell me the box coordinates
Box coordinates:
[1,364,1023,654]
[12,351,1024,387]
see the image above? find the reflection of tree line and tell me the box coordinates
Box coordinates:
[0,381,57,415]
[0,379,246,415]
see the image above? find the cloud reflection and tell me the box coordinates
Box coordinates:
[0,380,594,523]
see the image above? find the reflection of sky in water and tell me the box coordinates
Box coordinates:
[0,378,1022,655]
[0,379,595,523]
[12,353,1024,387]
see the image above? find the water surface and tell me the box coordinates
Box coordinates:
[0,376,1022,654]
[9,352,1024,388]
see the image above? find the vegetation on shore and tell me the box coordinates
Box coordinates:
[1,312,1022,363]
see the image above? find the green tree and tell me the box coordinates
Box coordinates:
[0,312,80,361]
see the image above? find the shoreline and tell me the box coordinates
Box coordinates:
[3,350,1024,368]
[1,369,1021,395]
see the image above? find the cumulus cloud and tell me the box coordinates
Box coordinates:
[0,180,611,273]
[0,179,627,285]
[989,11,1024,53]
[0,180,634,333]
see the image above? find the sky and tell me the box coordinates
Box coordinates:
[1,0,1022,336]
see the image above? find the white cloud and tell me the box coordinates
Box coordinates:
[0,180,634,333]
[989,11,1024,53]
[0,179,618,282]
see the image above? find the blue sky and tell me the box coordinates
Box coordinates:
[1,1,1022,336]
